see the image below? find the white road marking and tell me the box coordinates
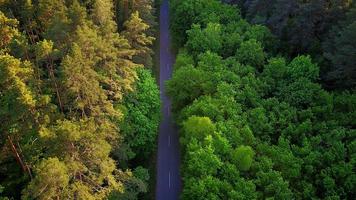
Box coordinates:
[168,135,171,146]
[168,171,171,188]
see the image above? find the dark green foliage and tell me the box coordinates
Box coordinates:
[235,0,355,88]
[323,5,356,88]
[242,0,352,56]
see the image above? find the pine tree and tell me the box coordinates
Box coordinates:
[0,12,19,52]
[123,11,154,67]
[23,119,123,200]
[37,0,68,33]
[60,43,117,118]
[34,39,64,112]
[0,55,37,178]
[130,0,157,35]
[115,0,156,35]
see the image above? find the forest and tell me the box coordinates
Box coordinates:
[0,0,355,199]
[168,0,355,199]
[0,0,160,199]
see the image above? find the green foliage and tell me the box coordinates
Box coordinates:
[0,12,19,51]
[61,43,117,118]
[169,0,356,199]
[108,169,148,200]
[237,0,355,88]
[185,141,222,177]
[123,11,155,67]
[0,0,159,199]
[182,116,215,144]
[287,55,319,81]
[115,0,157,36]
[37,0,67,30]
[242,0,353,57]
[173,49,194,70]
[22,157,69,199]
[120,68,160,161]
[170,0,241,46]
[0,185,9,200]
[323,5,356,88]
[186,23,222,57]
[232,145,254,171]
[236,39,265,69]
[166,65,207,111]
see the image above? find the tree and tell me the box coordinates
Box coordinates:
[182,176,225,200]
[169,0,356,199]
[166,65,207,111]
[115,0,157,35]
[123,11,155,67]
[186,23,223,57]
[243,0,353,57]
[236,39,265,69]
[108,167,149,200]
[180,95,241,124]
[0,55,37,177]
[92,0,117,32]
[37,0,68,33]
[323,5,356,88]
[287,55,319,82]
[182,116,216,144]
[0,185,9,200]
[232,145,255,171]
[173,49,194,70]
[67,0,88,31]
[60,43,116,118]
[184,140,222,177]
[0,12,20,52]
[119,68,160,161]
[255,169,293,199]
[25,119,123,199]
[261,57,288,94]
[34,39,64,112]
[170,0,240,47]
[22,157,69,199]
[0,1,157,199]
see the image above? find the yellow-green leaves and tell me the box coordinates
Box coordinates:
[34,39,56,61]
[0,12,19,52]
[182,116,216,144]
[0,54,35,111]
[23,157,69,200]
[61,43,117,118]
[123,11,154,67]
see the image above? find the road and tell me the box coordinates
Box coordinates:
[155,0,181,199]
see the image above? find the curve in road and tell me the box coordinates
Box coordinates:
[156,0,181,200]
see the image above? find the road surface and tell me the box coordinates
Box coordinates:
[156,0,181,199]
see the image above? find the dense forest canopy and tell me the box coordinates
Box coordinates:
[0,0,159,199]
[226,0,356,89]
[169,0,355,199]
[0,0,355,199]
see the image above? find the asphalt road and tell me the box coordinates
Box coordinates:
[155,0,181,199]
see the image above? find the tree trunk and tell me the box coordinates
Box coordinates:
[7,135,33,179]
